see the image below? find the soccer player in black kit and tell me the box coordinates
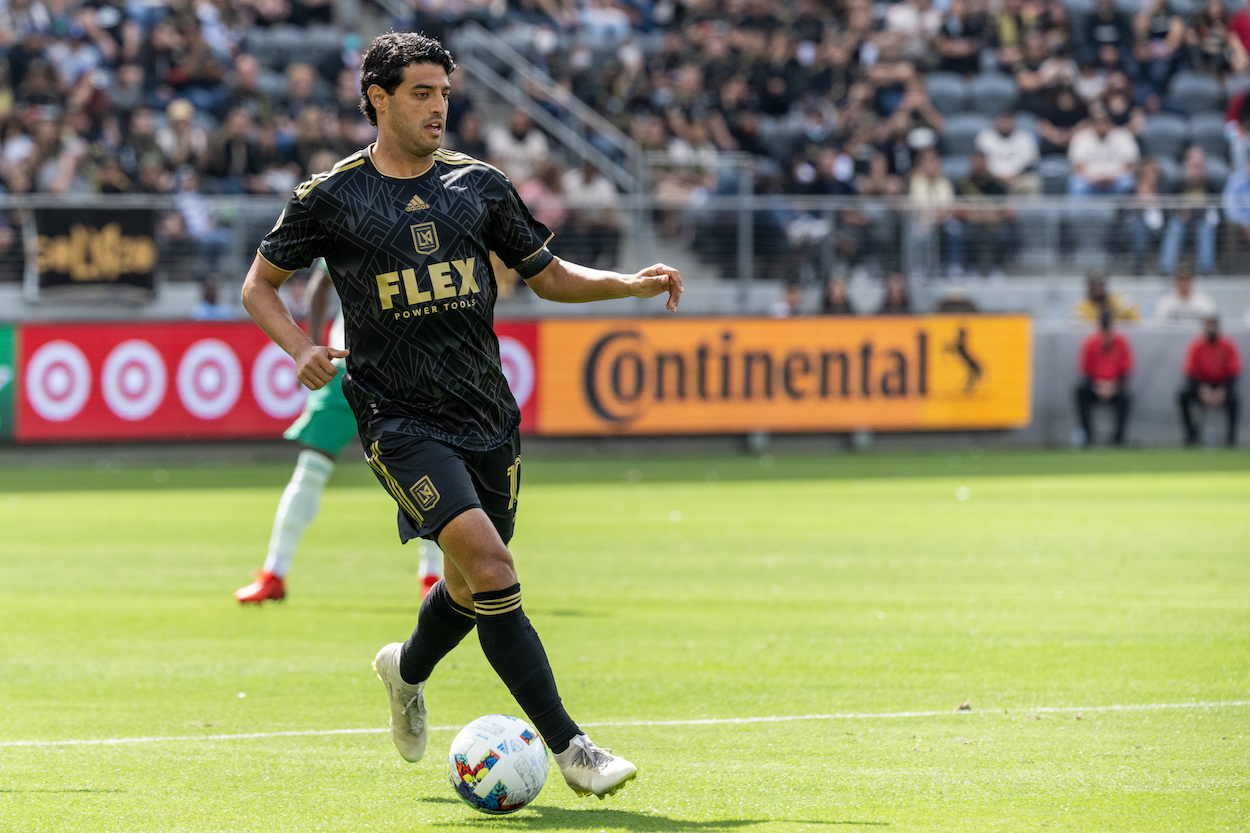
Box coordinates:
[241,32,682,799]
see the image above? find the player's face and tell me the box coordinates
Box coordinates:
[378,62,450,158]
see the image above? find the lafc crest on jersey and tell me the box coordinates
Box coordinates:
[412,221,438,254]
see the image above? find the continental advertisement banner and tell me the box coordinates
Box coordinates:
[537,315,1032,435]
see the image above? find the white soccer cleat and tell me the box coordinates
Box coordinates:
[553,733,637,799]
[372,642,428,763]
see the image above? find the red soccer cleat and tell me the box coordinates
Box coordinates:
[420,573,439,601]
[235,571,286,604]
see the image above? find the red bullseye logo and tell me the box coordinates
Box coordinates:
[102,340,167,421]
[26,340,91,422]
[498,336,534,410]
[251,342,307,419]
[177,339,242,420]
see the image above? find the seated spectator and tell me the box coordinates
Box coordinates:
[952,150,1016,277]
[1155,264,1217,321]
[516,160,568,239]
[204,107,259,194]
[822,276,855,315]
[1082,0,1135,70]
[1222,155,1250,254]
[191,281,237,321]
[1179,315,1241,445]
[936,289,979,313]
[975,111,1041,194]
[1133,0,1186,99]
[1073,268,1141,321]
[1103,71,1145,137]
[1075,307,1133,446]
[878,271,913,314]
[1159,147,1219,276]
[1068,102,1138,197]
[175,168,230,281]
[1187,0,1249,75]
[1038,82,1087,155]
[770,282,805,317]
[1124,157,1165,276]
[935,0,986,76]
[561,160,621,269]
[1015,29,1077,115]
[906,147,956,278]
[486,107,549,184]
[156,99,207,171]
[448,110,487,160]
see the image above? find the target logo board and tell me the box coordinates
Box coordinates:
[494,321,539,435]
[17,322,309,441]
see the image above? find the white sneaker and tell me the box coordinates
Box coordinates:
[553,733,637,798]
[372,642,428,762]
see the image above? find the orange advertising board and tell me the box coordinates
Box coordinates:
[537,315,1032,435]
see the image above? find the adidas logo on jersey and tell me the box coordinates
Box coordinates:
[406,195,430,211]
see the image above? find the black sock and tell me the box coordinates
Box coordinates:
[472,584,580,753]
[399,579,477,684]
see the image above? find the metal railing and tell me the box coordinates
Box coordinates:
[2,192,1245,302]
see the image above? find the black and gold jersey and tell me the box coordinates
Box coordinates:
[258,146,553,451]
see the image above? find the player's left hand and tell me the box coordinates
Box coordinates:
[632,263,684,312]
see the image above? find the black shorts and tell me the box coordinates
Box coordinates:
[362,429,521,545]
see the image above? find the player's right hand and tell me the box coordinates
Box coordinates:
[295,345,349,390]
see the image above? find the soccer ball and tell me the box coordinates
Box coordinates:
[447,714,549,814]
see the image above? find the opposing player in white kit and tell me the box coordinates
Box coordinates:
[235,260,442,604]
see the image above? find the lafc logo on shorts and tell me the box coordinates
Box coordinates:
[412,222,438,254]
[410,475,440,512]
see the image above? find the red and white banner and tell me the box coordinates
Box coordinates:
[17,322,308,442]
[15,320,543,442]
[495,321,539,434]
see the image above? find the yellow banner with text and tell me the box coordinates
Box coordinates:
[536,316,1032,435]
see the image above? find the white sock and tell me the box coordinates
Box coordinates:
[263,449,335,578]
[417,540,443,579]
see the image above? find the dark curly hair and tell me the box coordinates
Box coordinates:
[359,32,456,127]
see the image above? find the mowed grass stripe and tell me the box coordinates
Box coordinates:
[3,699,1248,749]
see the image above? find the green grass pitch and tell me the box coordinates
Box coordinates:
[1,449,1247,832]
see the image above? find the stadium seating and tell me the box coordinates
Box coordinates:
[1167,71,1224,116]
[1189,111,1230,160]
[941,113,992,156]
[969,73,1019,116]
[1141,113,1191,159]
[926,73,967,116]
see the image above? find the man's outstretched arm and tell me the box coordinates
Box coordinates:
[241,254,347,390]
[526,257,683,312]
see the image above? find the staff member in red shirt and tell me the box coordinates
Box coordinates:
[1076,308,1133,446]
[1179,316,1242,446]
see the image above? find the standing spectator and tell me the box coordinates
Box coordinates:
[906,147,956,278]
[953,150,1016,277]
[1222,154,1250,254]
[1155,264,1217,320]
[1124,157,1165,275]
[975,111,1041,194]
[1178,315,1241,445]
[1076,308,1134,446]
[1068,102,1139,196]
[486,107,549,184]
[1159,147,1219,276]
[822,276,855,315]
[1073,268,1141,321]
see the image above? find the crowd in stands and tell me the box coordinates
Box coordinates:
[6,0,1250,282]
